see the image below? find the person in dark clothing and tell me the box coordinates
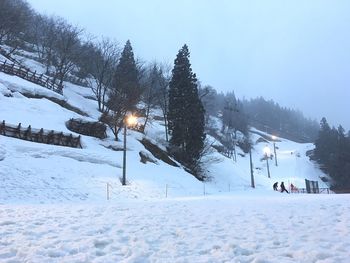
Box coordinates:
[280,182,289,193]
[273,182,278,191]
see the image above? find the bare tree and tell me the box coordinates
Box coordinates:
[154,62,171,142]
[139,61,170,140]
[30,15,59,72]
[50,20,84,89]
[0,0,31,53]
[86,38,120,112]
[199,85,219,124]
[140,62,165,133]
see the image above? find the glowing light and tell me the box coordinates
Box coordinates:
[263,146,271,156]
[271,135,277,140]
[126,115,137,126]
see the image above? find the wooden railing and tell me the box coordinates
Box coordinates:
[0,59,63,94]
[0,120,82,148]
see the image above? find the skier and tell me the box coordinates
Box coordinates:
[290,183,296,193]
[273,182,278,191]
[280,182,289,193]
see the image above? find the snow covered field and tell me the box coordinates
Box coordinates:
[1,194,349,263]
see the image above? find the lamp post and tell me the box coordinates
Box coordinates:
[272,135,278,166]
[122,114,137,186]
[263,146,271,178]
[249,145,255,188]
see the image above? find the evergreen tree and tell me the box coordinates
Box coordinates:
[104,40,141,140]
[168,44,205,176]
[314,118,350,191]
[314,117,332,165]
[112,40,140,108]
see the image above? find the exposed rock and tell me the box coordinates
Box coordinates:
[139,150,158,164]
[66,118,107,139]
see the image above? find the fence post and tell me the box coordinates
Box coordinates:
[25,125,31,140]
[77,135,82,148]
[228,183,230,192]
[17,123,22,139]
[203,182,206,196]
[1,120,5,135]
[106,183,110,200]
[165,184,168,198]
[39,128,44,142]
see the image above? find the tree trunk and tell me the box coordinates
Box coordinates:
[163,110,168,142]
[143,104,151,133]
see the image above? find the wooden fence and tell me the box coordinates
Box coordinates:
[0,60,63,94]
[290,188,332,194]
[0,120,82,148]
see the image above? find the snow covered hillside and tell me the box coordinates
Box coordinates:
[0,49,328,204]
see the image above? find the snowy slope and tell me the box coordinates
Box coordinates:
[0,48,328,204]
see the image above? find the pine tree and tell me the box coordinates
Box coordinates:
[168,44,205,175]
[104,40,141,140]
[112,40,140,108]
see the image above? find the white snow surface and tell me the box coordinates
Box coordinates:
[0,47,346,262]
[1,194,350,262]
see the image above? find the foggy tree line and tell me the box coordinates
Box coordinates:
[314,118,350,191]
[198,88,319,143]
[242,97,319,142]
[198,87,249,136]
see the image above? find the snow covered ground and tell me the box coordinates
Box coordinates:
[1,47,346,262]
[1,194,349,263]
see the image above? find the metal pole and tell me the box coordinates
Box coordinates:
[273,142,278,166]
[266,154,271,178]
[249,147,255,188]
[233,142,237,162]
[122,123,127,185]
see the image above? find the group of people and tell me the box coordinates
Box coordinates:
[273,181,289,193]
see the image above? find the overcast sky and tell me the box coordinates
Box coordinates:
[27,0,350,129]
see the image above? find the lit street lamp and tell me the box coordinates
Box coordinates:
[263,146,271,178]
[272,135,278,166]
[122,114,137,186]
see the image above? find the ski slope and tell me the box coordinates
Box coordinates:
[0,57,327,203]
